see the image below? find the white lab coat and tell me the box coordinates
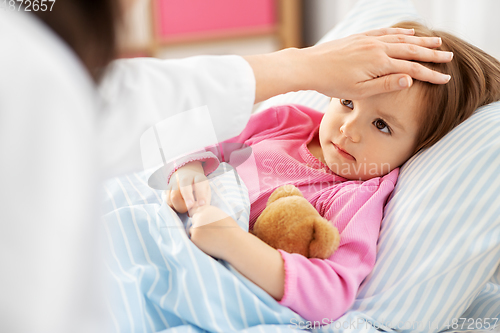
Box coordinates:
[0,11,255,333]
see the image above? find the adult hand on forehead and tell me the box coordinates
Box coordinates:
[301,27,454,99]
[246,27,454,102]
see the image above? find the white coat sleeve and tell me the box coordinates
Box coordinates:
[97,55,256,178]
[0,12,109,333]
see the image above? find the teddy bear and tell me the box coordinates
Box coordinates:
[251,184,340,259]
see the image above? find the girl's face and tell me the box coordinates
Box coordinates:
[318,88,422,180]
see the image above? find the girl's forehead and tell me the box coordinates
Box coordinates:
[372,84,422,104]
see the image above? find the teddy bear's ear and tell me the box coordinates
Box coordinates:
[267,185,303,206]
[308,217,340,259]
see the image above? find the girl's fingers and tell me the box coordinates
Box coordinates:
[179,183,196,210]
[389,58,451,84]
[169,189,188,214]
[385,42,454,63]
[164,190,172,207]
[193,176,211,206]
[173,169,195,210]
[164,182,175,208]
[363,27,415,37]
[378,34,442,48]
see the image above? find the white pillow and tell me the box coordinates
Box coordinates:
[257,0,500,332]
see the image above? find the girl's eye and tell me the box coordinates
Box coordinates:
[340,99,353,109]
[373,119,391,134]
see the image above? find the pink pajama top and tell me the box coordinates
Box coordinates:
[167,104,398,322]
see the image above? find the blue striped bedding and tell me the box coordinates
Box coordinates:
[102,164,309,333]
[102,163,402,333]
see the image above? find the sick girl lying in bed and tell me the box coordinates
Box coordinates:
[163,21,500,323]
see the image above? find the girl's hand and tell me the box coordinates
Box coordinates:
[165,161,211,214]
[189,205,243,259]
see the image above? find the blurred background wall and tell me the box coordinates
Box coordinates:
[118,0,500,61]
[302,0,500,60]
[117,0,301,58]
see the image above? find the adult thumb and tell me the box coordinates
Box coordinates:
[361,74,413,97]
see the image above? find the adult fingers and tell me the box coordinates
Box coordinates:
[385,43,453,63]
[390,58,452,84]
[193,176,211,207]
[378,34,442,48]
[358,74,414,97]
[363,27,415,37]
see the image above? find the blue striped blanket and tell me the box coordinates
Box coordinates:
[102,163,311,333]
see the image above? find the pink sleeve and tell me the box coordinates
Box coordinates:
[203,105,318,165]
[165,151,220,184]
[166,105,289,183]
[277,169,399,322]
[220,104,322,147]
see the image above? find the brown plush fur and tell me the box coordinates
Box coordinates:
[252,185,340,259]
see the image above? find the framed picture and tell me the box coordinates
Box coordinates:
[153,0,277,43]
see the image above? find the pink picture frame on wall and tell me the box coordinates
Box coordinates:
[154,0,277,43]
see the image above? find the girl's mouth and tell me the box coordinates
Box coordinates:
[333,143,356,161]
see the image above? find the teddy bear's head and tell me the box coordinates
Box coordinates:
[252,185,340,259]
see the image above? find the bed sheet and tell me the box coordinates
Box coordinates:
[101,163,311,332]
[102,163,418,333]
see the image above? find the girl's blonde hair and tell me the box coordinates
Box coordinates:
[393,21,500,153]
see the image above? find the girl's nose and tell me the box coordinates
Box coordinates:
[340,120,361,142]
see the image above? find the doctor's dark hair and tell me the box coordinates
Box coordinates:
[392,21,500,154]
[32,0,123,83]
